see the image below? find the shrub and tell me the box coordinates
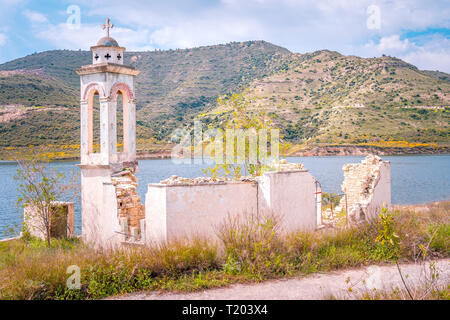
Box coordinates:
[0,203,448,299]
[217,211,292,279]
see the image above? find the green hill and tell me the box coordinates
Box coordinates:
[204,50,450,149]
[0,42,449,157]
[0,73,78,106]
[421,70,450,82]
[0,41,292,148]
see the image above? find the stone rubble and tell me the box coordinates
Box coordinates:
[111,168,145,241]
[340,154,385,224]
[158,160,305,185]
[159,175,253,185]
[320,199,347,228]
[270,159,305,171]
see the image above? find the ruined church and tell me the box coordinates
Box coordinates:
[71,19,391,248]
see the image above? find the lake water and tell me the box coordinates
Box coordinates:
[0,155,449,239]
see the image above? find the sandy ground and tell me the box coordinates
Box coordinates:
[112,259,449,300]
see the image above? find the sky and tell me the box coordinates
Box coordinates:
[0,0,449,72]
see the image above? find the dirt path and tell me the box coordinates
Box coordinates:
[113,259,449,300]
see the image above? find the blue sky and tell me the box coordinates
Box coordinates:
[0,0,449,72]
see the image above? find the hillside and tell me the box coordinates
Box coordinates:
[421,70,450,82]
[0,72,78,106]
[0,42,449,158]
[203,50,450,150]
[0,41,292,149]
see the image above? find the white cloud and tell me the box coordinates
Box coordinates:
[1,0,23,6]
[377,35,410,52]
[35,23,155,51]
[4,0,449,72]
[36,23,99,50]
[78,0,450,72]
[364,35,411,55]
[404,50,450,72]
[23,10,48,23]
[402,36,450,72]
[361,34,450,72]
[0,33,6,46]
[149,15,263,49]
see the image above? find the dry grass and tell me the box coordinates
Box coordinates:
[0,202,448,300]
[329,284,449,300]
[0,238,220,299]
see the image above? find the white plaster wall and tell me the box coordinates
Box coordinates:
[80,166,122,248]
[315,184,322,227]
[79,73,136,166]
[144,171,318,244]
[145,186,167,243]
[145,182,258,243]
[79,73,135,101]
[366,161,391,220]
[92,47,125,65]
[101,182,123,247]
[258,170,317,232]
[106,73,135,96]
[24,202,74,240]
[80,74,106,99]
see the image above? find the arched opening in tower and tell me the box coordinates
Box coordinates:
[88,91,101,154]
[116,92,124,153]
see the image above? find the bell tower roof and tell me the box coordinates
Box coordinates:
[95,18,119,47]
[86,18,128,66]
[96,36,119,47]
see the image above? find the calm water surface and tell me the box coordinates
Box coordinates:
[0,155,448,238]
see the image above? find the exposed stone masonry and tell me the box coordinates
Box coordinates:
[340,154,389,223]
[342,155,382,207]
[111,168,145,241]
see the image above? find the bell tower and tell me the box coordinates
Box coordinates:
[76,17,140,169]
[76,18,143,247]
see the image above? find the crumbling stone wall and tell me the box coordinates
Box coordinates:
[341,155,391,223]
[24,201,74,240]
[111,168,145,241]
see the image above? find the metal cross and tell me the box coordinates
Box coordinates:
[102,18,114,38]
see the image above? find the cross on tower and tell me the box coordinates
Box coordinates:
[102,18,114,38]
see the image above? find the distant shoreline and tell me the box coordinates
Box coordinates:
[0,144,448,161]
[136,145,449,160]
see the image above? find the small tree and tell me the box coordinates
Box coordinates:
[14,149,77,247]
[203,89,290,178]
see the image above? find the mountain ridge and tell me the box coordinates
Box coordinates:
[0,40,448,158]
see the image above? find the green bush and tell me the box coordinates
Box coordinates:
[0,202,448,299]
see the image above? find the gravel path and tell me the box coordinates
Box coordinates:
[113,259,449,300]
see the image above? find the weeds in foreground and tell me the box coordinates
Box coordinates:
[328,284,449,300]
[0,202,448,299]
[373,206,414,298]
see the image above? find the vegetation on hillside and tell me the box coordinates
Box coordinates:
[204,50,450,148]
[0,42,449,157]
[0,74,78,107]
[0,41,292,151]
